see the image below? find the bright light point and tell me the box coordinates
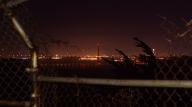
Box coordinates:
[51,54,61,59]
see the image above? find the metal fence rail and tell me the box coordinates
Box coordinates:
[38,76,192,88]
[0,100,30,107]
[38,76,192,107]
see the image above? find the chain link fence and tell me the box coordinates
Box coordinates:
[38,57,192,107]
[0,1,38,106]
[155,57,192,80]
[39,83,192,107]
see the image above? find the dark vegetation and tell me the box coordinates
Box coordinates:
[102,37,156,79]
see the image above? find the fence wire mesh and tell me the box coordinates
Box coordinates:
[39,57,192,107]
[1,1,192,107]
[40,83,192,107]
[0,2,32,106]
[155,57,192,80]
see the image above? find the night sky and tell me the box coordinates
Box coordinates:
[25,0,192,56]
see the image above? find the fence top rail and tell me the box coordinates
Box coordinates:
[37,76,192,89]
[0,100,30,107]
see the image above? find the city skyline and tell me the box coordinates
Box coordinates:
[22,1,192,56]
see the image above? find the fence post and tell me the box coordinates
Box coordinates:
[28,50,39,107]
[1,5,40,107]
[12,14,40,107]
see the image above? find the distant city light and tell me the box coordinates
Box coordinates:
[80,55,109,61]
[80,57,97,61]
[51,54,61,59]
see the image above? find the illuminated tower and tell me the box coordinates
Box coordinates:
[97,43,100,61]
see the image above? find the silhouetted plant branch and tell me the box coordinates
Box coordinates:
[133,37,157,79]
[102,37,157,79]
[102,49,134,70]
[102,57,121,68]
[115,49,134,67]
[133,37,156,63]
